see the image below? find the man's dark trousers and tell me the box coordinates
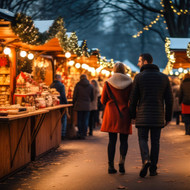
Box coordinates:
[137,127,162,171]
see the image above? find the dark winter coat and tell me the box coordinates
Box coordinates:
[73,78,94,111]
[50,80,67,104]
[179,78,190,105]
[129,64,173,127]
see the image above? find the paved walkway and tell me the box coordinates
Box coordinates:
[1,121,190,190]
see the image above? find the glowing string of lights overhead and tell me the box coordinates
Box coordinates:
[133,15,162,38]
[133,0,189,38]
[168,0,190,15]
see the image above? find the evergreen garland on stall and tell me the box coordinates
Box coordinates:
[81,40,90,57]
[68,32,81,56]
[11,13,82,56]
[17,57,33,75]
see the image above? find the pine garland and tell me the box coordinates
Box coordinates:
[11,13,82,56]
[81,40,90,57]
[17,57,33,75]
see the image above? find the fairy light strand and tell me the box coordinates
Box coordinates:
[133,15,161,38]
[163,37,176,74]
[187,43,190,58]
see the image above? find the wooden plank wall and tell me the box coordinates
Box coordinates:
[0,118,31,179]
[35,110,61,157]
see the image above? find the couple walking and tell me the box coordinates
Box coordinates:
[101,53,173,177]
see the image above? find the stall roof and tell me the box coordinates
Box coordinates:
[167,38,190,69]
[169,37,190,50]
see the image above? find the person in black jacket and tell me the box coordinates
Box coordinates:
[50,74,68,139]
[73,74,94,139]
[129,53,173,178]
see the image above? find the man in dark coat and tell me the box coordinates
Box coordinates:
[73,74,94,139]
[50,74,68,139]
[129,53,173,178]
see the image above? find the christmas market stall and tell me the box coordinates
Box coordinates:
[163,37,190,77]
[0,10,76,180]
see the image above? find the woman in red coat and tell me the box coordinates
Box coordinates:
[101,62,132,174]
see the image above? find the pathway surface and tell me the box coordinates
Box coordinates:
[1,121,190,190]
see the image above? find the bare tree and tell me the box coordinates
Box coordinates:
[0,0,39,16]
[38,0,189,39]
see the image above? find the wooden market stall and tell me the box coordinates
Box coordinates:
[164,37,190,74]
[0,9,132,180]
[0,10,75,180]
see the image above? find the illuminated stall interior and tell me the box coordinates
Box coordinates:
[163,37,190,77]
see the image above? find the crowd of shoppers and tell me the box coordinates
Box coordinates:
[55,53,190,178]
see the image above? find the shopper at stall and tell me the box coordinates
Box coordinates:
[101,62,132,174]
[73,74,94,139]
[50,74,68,139]
[129,53,173,178]
[89,79,99,136]
[179,73,190,135]
[171,77,181,125]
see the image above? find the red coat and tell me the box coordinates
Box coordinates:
[100,82,132,134]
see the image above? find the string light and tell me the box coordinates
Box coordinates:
[3,47,11,55]
[163,37,175,74]
[187,43,190,58]
[160,0,190,15]
[168,0,190,15]
[133,15,161,38]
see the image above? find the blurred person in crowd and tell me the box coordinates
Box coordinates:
[171,77,181,125]
[101,62,132,174]
[50,74,68,140]
[73,74,94,139]
[89,79,99,136]
[179,73,190,135]
[129,53,173,178]
[96,78,104,127]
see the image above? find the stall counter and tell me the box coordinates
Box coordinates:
[0,104,73,180]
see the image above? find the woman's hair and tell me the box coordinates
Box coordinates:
[113,62,126,74]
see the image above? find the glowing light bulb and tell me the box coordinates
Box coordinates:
[75,63,81,68]
[65,52,71,58]
[28,53,34,60]
[20,50,27,57]
[4,47,11,55]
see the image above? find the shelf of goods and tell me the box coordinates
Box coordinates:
[0,67,10,106]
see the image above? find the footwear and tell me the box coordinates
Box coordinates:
[119,155,125,174]
[150,170,158,176]
[119,163,125,174]
[139,161,151,178]
[108,162,117,174]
